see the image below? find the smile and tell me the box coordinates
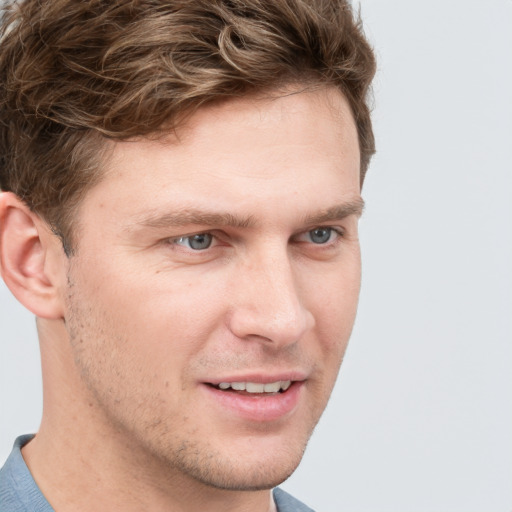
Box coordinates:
[215,381,292,393]
[204,379,303,422]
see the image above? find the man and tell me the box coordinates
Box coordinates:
[0,0,375,510]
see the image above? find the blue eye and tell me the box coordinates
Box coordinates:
[308,227,333,244]
[175,233,213,250]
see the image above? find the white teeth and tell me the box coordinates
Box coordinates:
[216,380,292,393]
[246,382,265,393]
[263,382,281,393]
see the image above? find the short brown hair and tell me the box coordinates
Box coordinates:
[0,0,376,253]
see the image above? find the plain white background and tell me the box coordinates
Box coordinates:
[1,1,511,511]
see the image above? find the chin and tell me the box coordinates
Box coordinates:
[157,434,308,491]
[184,455,303,492]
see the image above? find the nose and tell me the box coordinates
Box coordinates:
[227,247,315,347]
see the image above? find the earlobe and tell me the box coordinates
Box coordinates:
[0,192,66,319]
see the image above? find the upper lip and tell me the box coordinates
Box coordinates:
[204,372,308,385]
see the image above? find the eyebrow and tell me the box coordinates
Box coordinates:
[134,198,364,231]
[302,198,365,225]
[135,209,256,230]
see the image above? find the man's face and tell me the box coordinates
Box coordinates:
[62,87,362,490]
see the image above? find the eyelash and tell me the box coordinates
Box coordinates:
[295,227,345,246]
[168,227,345,252]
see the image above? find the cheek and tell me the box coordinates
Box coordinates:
[65,273,201,428]
[306,260,361,375]
[73,262,228,372]
[309,262,361,332]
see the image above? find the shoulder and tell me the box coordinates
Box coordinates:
[273,487,315,512]
[0,435,54,512]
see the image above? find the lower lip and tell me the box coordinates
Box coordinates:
[202,382,303,422]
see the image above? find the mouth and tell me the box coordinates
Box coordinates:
[203,378,303,422]
[209,380,292,395]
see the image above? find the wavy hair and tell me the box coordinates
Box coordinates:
[0,0,376,252]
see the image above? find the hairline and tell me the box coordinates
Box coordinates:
[60,81,363,255]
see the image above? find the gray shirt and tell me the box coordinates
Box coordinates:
[0,435,314,512]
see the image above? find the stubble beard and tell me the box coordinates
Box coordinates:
[64,271,317,494]
[147,435,308,492]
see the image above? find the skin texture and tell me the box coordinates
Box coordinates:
[1,87,362,512]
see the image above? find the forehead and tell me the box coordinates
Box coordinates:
[78,87,360,231]
[174,85,357,144]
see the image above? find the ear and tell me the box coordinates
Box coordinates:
[0,192,67,319]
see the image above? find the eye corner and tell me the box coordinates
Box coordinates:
[162,231,216,253]
[292,226,345,246]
